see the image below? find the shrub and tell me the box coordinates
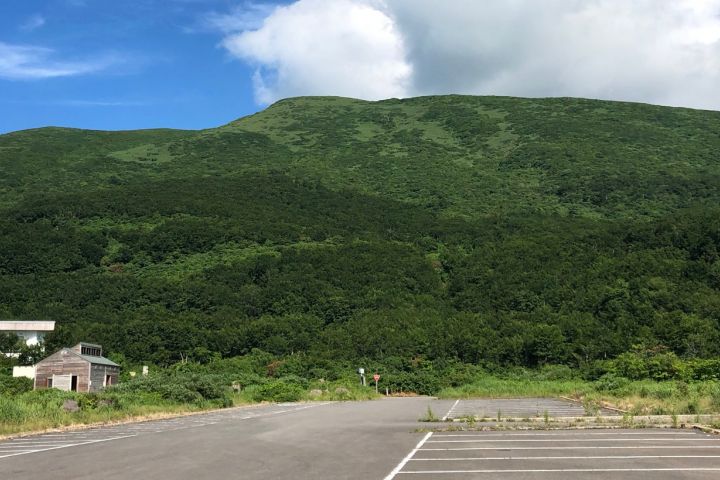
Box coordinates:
[0,396,26,424]
[537,364,575,381]
[113,372,228,404]
[611,352,648,380]
[383,371,442,395]
[276,375,309,389]
[594,373,631,392]
[646,353,679,381]
[0,376,33,395]
[230,372,267,390]
[248,381,304,402]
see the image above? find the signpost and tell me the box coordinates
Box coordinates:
[358,368,366,386]
[373,373,380,393]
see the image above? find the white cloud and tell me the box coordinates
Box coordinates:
[387,0,720,110]
[0,42,115,80]
[204,3,276,33]
[219,0,411,103]
[215,0,720,110]
[20,14,46,32]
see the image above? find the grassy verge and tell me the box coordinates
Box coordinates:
[438,377,720,416]
[438,377,592,399]
[0,390,215,436]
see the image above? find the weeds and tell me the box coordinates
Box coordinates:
[438,378,720,417]
[419,406,440,422]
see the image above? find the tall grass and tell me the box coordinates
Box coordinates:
[0,389,201,436]
[438,377,592,399]
[438,376,720,416]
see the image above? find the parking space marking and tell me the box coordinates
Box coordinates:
[426,438,719,443]
[410,455,720,461]
[0,435,135,459]
[383,432,433,480]
[442,400,459,421]
[432,432,701,437]
[0,402,330,461]
[397,468,720,474]
[422,445,720,451]
[391,429,720,478]
[445,398,618,419]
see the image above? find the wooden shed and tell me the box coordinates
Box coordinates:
[34,342,120,392]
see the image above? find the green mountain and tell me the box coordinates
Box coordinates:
[1,95,719,367]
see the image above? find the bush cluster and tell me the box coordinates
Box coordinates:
[113,372,231,406]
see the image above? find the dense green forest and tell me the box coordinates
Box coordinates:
[1,95,720,375]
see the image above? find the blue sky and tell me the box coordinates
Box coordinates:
[0,1,285,133]
[1,1,719,134]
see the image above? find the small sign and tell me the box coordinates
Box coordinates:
[373,374,380,382]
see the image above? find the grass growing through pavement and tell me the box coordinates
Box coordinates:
[418,406,440,422]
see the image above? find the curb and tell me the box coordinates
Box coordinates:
[691,424,720,435]
[558,395,628,414]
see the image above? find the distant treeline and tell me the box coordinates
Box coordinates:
[1,173,718,368]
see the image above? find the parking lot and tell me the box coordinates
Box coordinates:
[442,397,615,420]
[0,402,327,460]
[3,397,720,480]
[385,429,720,479]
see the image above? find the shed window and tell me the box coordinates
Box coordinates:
[47,378,53,388]
[81,346,101,356]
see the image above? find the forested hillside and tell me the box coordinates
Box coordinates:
[1,95,720,369]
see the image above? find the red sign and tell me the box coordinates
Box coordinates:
[373,374,380,382]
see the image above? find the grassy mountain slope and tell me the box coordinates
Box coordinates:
[1,95,719,367]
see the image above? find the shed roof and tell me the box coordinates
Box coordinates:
[36,348,120,368]
[0,321,56,332]
[78,354,119,367]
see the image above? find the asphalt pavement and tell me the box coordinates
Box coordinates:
[442,397,616,420]
[2,398,720,480]
[389,428,720,479]
[0,397,453,480]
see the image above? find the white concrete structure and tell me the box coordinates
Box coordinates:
[0,320,55,346]
[12,365,36,380]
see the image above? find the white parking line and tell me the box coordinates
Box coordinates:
[432,432,701,437]
[0,435,136,459]
[442,400,459,421]
[410,455,720,461]
[398,468,720,474]
[384,432,433,480]
[421,445,720,451]
[0,443,81,447]
[392,427,720,477]
[426,438,719,443]
[0,402,332,461]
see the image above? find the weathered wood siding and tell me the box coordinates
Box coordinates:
[34,349,90,392]
[89,364,120,392]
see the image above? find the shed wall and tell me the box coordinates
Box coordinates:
[89,364,120,392]
[34,350,90,392]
